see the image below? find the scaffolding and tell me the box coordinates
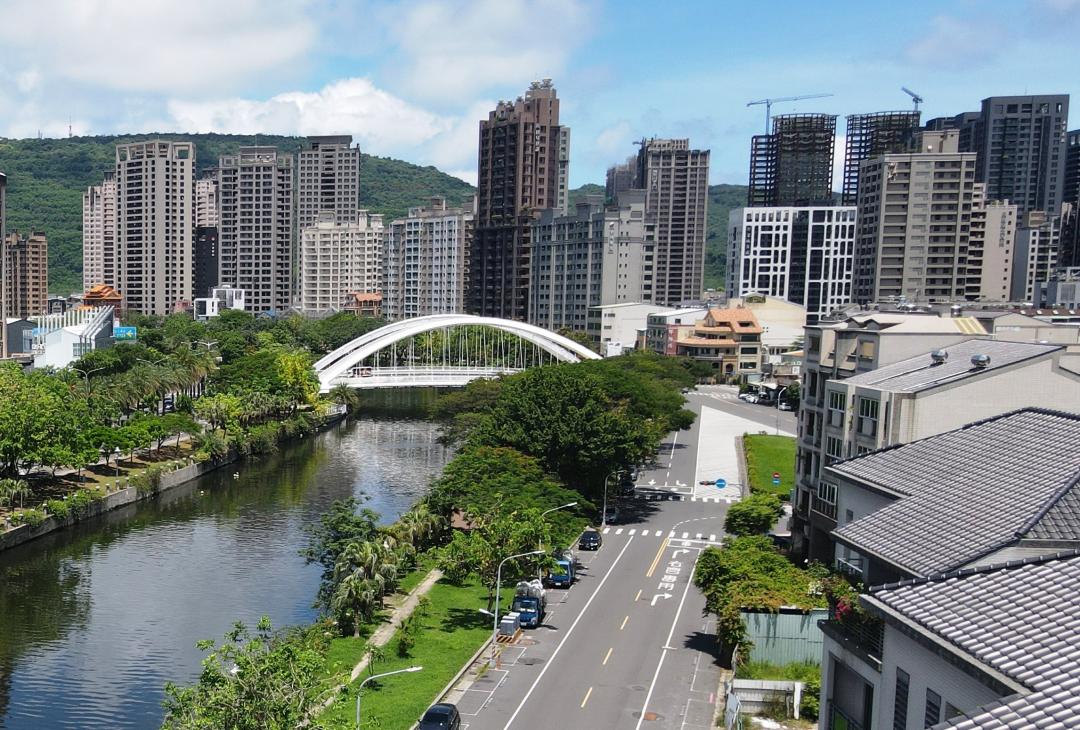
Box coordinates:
[842,111,922,206]
[747,114,837,207]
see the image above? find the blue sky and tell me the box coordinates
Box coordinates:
[0,0,1077,187]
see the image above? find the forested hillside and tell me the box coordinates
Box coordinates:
[0,134,476,293]
[0,134,744,296]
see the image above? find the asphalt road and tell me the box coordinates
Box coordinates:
[448,387,754,730]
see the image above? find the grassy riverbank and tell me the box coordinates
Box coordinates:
[320,578,491,729]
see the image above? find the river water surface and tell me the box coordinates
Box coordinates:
[0,398,449,729]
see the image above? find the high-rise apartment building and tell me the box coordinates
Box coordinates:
[218,147,294,314]
[82,173,117,291]
[969,95,1069,216]
[3,230,48,318]
[195,173,219,228]
[634,138,710,306]
[748,114,836,207]
[1012,209,1063,302]
[298,210,383,315]
[966,184,1017,302]
[384,197,473,320]
[1061,131,1080,268]
[0,171,6,240]
[605,155,636,200]
[841,111,921,205]
[853,130,978,303]
[528,191,653,333]
[727,206,856,323]
[923,111,980,152]
[114,140,194,315]
[297,135,362,230]
[470,79,569,320]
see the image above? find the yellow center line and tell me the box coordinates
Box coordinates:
[634,589,642,602]
[620,615,629,630]
[646,538,669,578]
[580,686,593,708]
[603,647,613,665]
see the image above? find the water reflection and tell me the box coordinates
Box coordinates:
[0,409,448,729]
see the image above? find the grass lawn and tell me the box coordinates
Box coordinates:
[743,434,796,499]
[319,579,491,729]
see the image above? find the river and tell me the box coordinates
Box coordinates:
[0,391,450,729]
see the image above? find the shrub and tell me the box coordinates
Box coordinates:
[132,464,166,495]
[247,424,280,455]
[195,431,228,462]
[11,508,46,528]
[724,493,784,536]
[46,499,71,520]
[68,489,97,519]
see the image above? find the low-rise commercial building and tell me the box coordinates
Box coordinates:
[587,302,679,355]
[645,307,709,355]
[193,286,246,321]
[673,307,763,377]
[31,306,114,369]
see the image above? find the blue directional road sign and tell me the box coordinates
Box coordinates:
[715,478,727,489]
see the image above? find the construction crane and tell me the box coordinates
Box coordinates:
[747,93,834,133]
[901,87,924,111]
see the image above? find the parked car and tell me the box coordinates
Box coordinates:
[778,401,794,411]
[579,529,602,550]
[603,505,621,524]
[738,392,754,401]
[744,394,759,404]
[419,703,461,730]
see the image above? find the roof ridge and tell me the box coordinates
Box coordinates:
[1014,467,1080,538]
[867,548,1080,595]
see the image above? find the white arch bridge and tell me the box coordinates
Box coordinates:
[315,314,601,392]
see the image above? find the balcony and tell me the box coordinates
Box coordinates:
[820,613,884,671]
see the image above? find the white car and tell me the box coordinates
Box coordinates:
[778,402,794,411]
[744,394,759,404]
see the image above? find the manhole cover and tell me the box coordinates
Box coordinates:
[518,638,538,646]
[643,712,660,721]
[519,657,544,666]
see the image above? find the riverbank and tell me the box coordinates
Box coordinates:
[0,409,347,553]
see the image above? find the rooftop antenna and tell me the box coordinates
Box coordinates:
[747,93,834,134]
[901,87,924,111]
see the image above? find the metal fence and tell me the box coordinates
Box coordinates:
[740,608,829,665]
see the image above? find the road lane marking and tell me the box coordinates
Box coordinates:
[580,686,593,708]
[603,647,613,665]
[709,534,716,542]
[620,615,629,630]
[603,527,611,534]
[634,589,642,601]
[645,538,669,578]
[695,533,703,540]
[502,536,636,729]
[615,528,624,535]
[681,532,689,539]
[634,549,701,730]
[628,528,636,535]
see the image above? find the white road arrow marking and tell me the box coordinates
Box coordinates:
[675,480,685,487]
[648,479,656,486]
[651,593,673,606]
[672,549,690,558]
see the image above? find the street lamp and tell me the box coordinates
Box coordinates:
[602,469,623,528]
[775,386,789,436]
[490,550,544,665]
[538,502,577,577]
[72,365,105,394]
[355,666,422,729]
[113,447,121,477]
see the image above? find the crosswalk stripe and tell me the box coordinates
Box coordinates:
[696,533,703,540]
[640,530,649,536]
[603,527,611,534]
[628,529,636,535]
[615,528,624,535]
[668,531,675,538]
[681,532,689,539]
[690,496,698,502]
[709,534,716,542]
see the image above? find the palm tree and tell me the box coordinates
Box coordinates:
[328,384,360,414]
[332,573,379,636]
[0,479,31,510]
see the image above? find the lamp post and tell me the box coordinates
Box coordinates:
[775,386,789,436]
[602,469,623,528]
[538,502,577,577]
[355,666,422,729]
[490,550,544,665]
[72,365,105,398]
[113,447,121,477]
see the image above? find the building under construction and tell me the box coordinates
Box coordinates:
[842,111,921,205]
[748,114,836,207]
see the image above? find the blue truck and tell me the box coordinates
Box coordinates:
[544,549,577,589]
[510,579,547,628]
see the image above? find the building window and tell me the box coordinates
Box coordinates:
[813,481,837,519]
[825,436,844,465]
[827,390,846,426]
[925,689,942,727]
[857,397,879,437]
[893,669,909,730]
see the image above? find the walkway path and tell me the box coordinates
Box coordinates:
[692,404,795,500]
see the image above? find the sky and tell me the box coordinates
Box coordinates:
[0,0,1078,187]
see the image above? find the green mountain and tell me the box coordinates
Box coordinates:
[0,134,744,297]
[0,134,476,294]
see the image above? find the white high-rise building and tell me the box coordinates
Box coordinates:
[727,205,856,323]
[218,147,294,314]
[528,191,654,334]
[298,210,383,315]
[115,140,194,315]
[82,172,118,291]
[384,197,473,320]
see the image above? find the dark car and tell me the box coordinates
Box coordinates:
[579,529,602,550]
[419,703,461,730]
[603,505,621,524]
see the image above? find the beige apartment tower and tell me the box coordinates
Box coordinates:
[297,135,361,230]
[3,230,48,318]
[218,147,294,314]
[854,130,978,303]
[195,174,219,228]
[82,173,118,291]
[385,197,473,320]
[966,184,1017,301]
[298,210,383,315]
[115,140,195,315]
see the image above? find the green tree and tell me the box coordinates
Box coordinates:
[328,384,360,413]
[161,617,330,730]
[723,493,785,537]
[301,498,380,607]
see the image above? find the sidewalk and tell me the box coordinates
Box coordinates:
[693,406,795,500]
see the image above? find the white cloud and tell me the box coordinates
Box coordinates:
[168,77,449,151]
[382,0,596,103]
[905,15,1006,67]
[0,0,315,93]
[594,121,634,160]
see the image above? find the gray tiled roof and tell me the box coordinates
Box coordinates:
[868,553,1080,730]
[836,339,1062,394]
[831,409,1080,575]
